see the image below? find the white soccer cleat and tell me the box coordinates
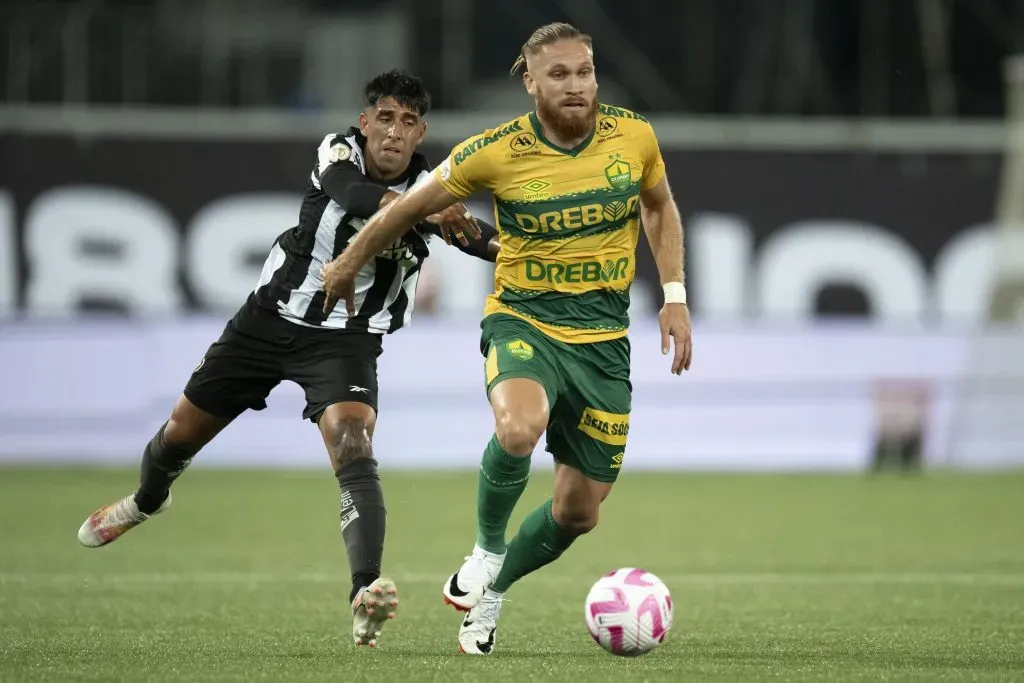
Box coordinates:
[442,544,505,612]
[458,588,504,655]
[77,493,171,548]
[351,577,399,647]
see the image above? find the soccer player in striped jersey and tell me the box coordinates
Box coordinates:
[75,70,497,649]
[320,23,693,654]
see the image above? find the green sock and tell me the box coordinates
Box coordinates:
[491,498,576,593]
[476,435,531,554]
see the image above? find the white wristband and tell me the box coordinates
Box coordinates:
[663,281,687,305]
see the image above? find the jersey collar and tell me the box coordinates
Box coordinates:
[528,111,595,157]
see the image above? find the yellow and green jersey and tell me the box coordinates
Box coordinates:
[433,104,666,344]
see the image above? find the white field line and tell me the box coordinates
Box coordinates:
[1,571,1023,587]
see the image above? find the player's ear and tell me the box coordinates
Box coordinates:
[412,120,427,147]
[358,112,369,136]
[523,72,536,96]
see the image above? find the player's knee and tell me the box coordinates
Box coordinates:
[495,411,546,456]
[165,398,224,449]
[551,499,600,536]
[328,417,373,472]
[163,416,191,447]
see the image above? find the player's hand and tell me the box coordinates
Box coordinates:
[659,303,692,375]
[320,256,358,317]
[426,202,481,247]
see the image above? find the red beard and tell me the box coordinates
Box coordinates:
[537,93,597,142]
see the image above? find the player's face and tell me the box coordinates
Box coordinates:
[359,97,427,179]
[525,39,598,141]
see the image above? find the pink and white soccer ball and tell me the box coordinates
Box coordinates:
[584,567,673,656]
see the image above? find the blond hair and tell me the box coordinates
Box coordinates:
[509,22,593,77]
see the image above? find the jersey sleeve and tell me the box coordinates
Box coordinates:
[311,134,393,218]
[312,134,356,190]
[431,134,497,199]
[639,122,666,191]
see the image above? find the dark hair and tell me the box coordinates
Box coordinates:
[510,22,593,77]
[363,69,431,116]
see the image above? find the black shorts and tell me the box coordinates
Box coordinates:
[184,295,383,423]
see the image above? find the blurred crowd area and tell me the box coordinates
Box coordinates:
[1,0,1021,118]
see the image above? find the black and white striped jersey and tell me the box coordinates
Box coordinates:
[252,128,434,334]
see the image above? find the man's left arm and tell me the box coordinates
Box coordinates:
[640,177,685,288]
[640,176,692,374]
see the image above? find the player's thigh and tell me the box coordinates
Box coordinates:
[482,314,562,440]
[546,337,632,484]
[286,330,382,425]
[182,304,285,423]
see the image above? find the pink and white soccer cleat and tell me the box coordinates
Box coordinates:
[77,493,171,548]
[351,577,399,647]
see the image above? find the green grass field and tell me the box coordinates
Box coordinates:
[1,467,1023,682]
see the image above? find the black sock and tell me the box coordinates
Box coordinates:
[337,457,386,603]
[134,423,199,514]
[351,572,379,599]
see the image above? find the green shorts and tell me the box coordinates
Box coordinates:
[481,313,632,483]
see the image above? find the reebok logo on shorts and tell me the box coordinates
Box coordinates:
[578,407,630,446]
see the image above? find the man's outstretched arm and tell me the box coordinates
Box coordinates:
[423,218,500,262]
[321,174,476,314]
[345,174,472,271]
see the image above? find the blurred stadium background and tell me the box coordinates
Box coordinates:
[3,2,1024,681]
[2,0,1024,473]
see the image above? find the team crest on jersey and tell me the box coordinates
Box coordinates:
[506,339,534,361]
[604,154,632,191]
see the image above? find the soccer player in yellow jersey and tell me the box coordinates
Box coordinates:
[321,22,692,654]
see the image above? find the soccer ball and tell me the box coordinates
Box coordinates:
[584,567,673,656]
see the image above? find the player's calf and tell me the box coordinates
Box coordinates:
[135,396,229,513]
[443,378,548,612]
[77,398,224,548]
[481,466,611,597]
[320,406,387,606]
